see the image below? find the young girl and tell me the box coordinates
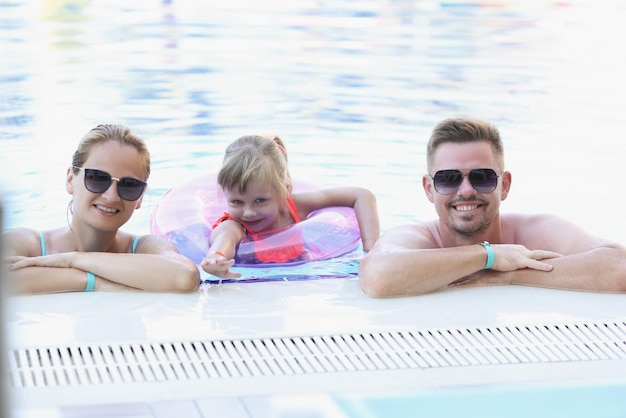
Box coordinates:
[4,124,200,294]
[200,134,380,278]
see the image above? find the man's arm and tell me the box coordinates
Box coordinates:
[358,220,560,297]
[461,215,626,292]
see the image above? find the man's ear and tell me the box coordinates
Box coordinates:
[500,171,512,201]
[423,174,435,203]
[66,167,74,195]
[134,196,143,210]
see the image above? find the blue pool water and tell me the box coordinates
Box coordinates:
[1,0,626,267]
[334,381,626,418]
[2,3,626,414]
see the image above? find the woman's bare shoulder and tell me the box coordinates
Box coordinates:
[3,227,42,256]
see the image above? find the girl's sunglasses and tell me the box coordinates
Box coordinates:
[430,168,500,195]
[74,167,147,201]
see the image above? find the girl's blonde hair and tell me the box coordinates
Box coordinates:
[217,135,292,203]
[71,124,151,179]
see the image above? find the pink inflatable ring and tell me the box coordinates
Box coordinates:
[150,173,361,267]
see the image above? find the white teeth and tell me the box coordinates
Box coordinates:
[456,205,478,212]
[96,205,117,213]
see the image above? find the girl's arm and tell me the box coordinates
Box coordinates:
[294,187,380,251]
[200,220,245,278]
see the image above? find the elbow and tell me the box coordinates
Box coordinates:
[173,260,201,292]
[358,255,392,298]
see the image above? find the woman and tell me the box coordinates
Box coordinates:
[4,124,199,293]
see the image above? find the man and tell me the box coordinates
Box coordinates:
[359,118,626,297]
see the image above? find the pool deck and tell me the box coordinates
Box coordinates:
[6,278,626,417]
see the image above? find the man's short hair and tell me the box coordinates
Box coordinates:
[427,118,504,170]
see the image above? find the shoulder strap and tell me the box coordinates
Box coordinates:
[132,235,141,254]
[286,195,300,223]
[38,231,47,256]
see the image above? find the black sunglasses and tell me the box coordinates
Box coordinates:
[74,167,147,201]
[430,168,500,195]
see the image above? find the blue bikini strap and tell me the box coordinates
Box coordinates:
[132,235,141,254]
[39,231,47,256]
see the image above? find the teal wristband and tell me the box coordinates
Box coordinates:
[480,241,495,270]
[85,271,96,292]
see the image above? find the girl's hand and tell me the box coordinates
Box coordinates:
[8,253,75,270]
[200,253,242,278]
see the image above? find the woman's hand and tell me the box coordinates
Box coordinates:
[8,253,76,270]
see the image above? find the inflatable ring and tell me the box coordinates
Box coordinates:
[150,173,362,267]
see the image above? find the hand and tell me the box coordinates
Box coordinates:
[7,253,76,271]
[200,253,241,279]
[491,244,561,272]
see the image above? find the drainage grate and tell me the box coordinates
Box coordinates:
[8,321,626,388]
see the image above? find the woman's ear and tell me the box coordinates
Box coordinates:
[66,167,75,195]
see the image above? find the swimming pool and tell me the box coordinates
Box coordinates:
[2,1,626,416]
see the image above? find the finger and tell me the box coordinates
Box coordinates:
[526,259,554,272]
[530,250,562,260]
[8,259,31,270]
[224,270,242,279]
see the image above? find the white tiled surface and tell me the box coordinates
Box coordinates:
[8,279,626,347]
[5,279,626,417]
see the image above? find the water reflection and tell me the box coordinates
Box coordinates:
[1,0,625,242]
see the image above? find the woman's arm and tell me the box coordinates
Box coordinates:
[6,229,200,293]
[68,235,200,292]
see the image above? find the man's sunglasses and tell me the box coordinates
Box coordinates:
[74,167,147,201]
[429,168,500,195]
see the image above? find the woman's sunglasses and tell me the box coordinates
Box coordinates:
[430,168,500,195]
[74,167,147,201]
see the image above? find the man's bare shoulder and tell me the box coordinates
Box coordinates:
[501,212,606,252]
[374,220,439,251]
[501,212,578,233]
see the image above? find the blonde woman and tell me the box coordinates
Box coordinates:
[5,124,199,294]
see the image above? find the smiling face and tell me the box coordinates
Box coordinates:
[67,141,147,232]
[423,140,511,242]
[223,180,285,233]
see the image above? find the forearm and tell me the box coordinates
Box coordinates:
[208,234,242,259]
[510,248,626,292]
[359,246,487,297]
[9,266,133,294]
[69,252,199,292]
[353,192,380,252]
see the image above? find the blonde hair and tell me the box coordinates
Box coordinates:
[71,124,151,179]
[217,135,291,203]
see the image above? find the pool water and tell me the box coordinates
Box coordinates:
[2,0,626,252]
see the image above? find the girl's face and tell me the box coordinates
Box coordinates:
[67,141,147,232]
[223,180,283,233]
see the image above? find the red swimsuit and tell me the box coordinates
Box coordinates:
[212,196,307,263]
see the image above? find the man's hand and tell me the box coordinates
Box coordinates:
[492,244,560,272]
